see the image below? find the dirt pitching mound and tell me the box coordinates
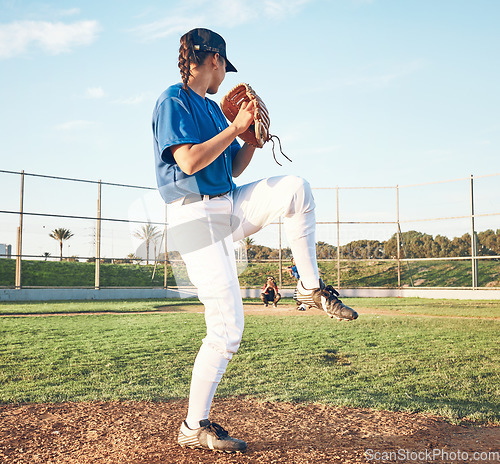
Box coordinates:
[1,398,498,463]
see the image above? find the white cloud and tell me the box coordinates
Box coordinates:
[59,8,81,17]
[342,60,426,88]
[264,0,313,18]
[350,0,375,4]
[131,15,204,41]
[0,20,100,59]
[85,87,105,99]
[301,60,427,97]
[115,93,151,105]
[54,120,95,131]
[132,0,313,41]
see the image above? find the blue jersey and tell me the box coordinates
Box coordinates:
[152,83,241,203]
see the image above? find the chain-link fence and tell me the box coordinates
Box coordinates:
[1,169,499,291]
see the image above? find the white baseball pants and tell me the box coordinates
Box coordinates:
[166,175,319,428]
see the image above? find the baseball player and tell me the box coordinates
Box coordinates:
[152,27,358,454]
[261,276,281,307]
[286,258,309,311]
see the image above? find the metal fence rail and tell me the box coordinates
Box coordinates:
[0,169,499,291]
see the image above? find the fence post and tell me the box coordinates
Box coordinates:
[278,216,282,289]
[15,170,25,289]
[95,180,102,290]
[336,186,341,289]
[396,185,401,288]
[164,204,168,290]
[470,175,478,288]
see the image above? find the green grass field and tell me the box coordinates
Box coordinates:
[1,258,500,287]
[0,298,499,425]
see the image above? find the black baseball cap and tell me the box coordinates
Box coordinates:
[188,28,237,73]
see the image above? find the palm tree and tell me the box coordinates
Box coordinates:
[49,228,74,261]
[243,237,255,251]
[134,223,162,265]
[243,237,255,259]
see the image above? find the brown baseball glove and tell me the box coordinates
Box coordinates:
[220,83,291,165]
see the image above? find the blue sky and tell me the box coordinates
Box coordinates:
[1,0,499,257]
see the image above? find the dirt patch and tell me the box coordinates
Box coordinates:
[486,281,500,288]
[1,399,498,464]
[1,301,498,320]
[1,304,498,462]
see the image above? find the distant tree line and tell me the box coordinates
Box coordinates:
[246,229,500,260]
[45,226,500,263]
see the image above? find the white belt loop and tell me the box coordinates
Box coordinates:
[202,194,210,201]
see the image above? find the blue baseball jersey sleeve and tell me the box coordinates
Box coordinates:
[152,83,241,203]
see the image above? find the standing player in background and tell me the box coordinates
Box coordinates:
[286,258,309,311]
[152,27,358,454]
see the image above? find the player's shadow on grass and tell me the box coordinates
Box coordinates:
[319,348,352,366]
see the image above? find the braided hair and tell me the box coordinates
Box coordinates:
[178,31,212,92]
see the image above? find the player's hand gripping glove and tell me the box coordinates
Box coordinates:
[220,83,291,166]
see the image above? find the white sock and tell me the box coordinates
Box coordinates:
[298,279,318,293]
[185,344,230,430]
[181,421,197,433]
[285,206,320,289]
[185,374,219,430]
